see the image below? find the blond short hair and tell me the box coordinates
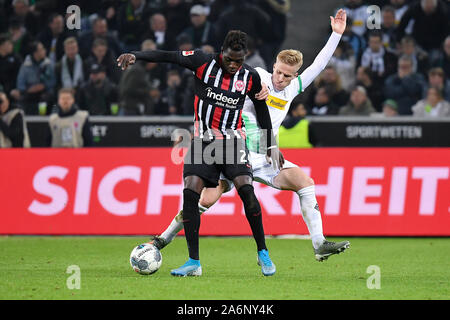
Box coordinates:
[276,49,303,69]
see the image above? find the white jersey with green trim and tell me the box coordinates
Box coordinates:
[242,31,342,154]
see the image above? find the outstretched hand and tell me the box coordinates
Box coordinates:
[330,9,347,35]
[117,53,136,71]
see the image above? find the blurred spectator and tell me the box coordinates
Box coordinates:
[142,13,175,50]
[396,0,449,58]
[356,66,385,111]
[398,36,429,76]
[139,39,169,90]
[341,16,366,62]
[38,13,75,64]
[8,18,34,59]
[360,31,397,80]
[84,38,121,85]
[118,40,157,115]
[47,88,93,147]
[390,0,410,25]
[117,0,151,51]
[55,37,85,92]
[384,55,426,115]
[160,69,183,115]
[201,44,215,54]
[178,4,218,50]
[214,0,271,50]
[423,67,450,101]
[328,41,356,91]
[339,86,376,115]
[412,86,450,117]
[306,86,340,116]
[258,0,290,67]
[10,0,39,37]
[150,83,169,115]
[431,35,450,82]
[341,0,369,37]
[380,5,398,53]
[181,74,195,115]
[306,66,350,109]
[209,0,232,22]
[16,41,56,115]
[0,35,22,98]
[163,0,192,43]
[244,36,267,70]
[381,99,399,117]
[0,91,30,148]
[77,64,119,116]
[278,96,315,148]
[79,17,122,59]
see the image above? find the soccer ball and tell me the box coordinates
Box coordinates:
[130,243,162,275]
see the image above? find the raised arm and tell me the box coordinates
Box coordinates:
[299,9,346,91]
[117,50,208,71]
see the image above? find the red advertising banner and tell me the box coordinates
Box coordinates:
[0,148,449,236]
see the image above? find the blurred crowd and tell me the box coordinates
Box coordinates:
[0,0,290,117]
[1,0,450,148]
[299,0,450,118]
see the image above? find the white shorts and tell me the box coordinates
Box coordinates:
[220,151,299,191]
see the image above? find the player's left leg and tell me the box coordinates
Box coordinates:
[273,167,350,261]
[151,181,227,250]
[233,175,276,276]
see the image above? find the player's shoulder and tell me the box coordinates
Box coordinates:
[254,67,271,81]
[242,64,264,83]
[182,49,214,62]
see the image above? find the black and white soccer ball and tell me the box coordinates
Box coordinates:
[130,243,162,275]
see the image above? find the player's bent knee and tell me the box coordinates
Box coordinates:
[237,184,261,215]
[304,177,315,187]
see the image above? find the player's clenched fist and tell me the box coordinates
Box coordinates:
[117,53,136,70]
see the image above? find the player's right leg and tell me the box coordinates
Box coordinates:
[150,181,227,250]
[273,166,350,261]
[170,175,204,277]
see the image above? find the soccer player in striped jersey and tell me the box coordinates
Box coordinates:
[118,30,279,277]
[152,9,350,263]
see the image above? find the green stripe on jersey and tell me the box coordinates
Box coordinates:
[242,113,260,153]
[298,75,303,94]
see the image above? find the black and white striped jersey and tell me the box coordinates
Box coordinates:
[133,49,273,143]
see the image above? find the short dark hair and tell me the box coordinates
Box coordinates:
[368,30,382,40]
[0,34,11,46]
[28,41,42,54]
[222,30,248,53]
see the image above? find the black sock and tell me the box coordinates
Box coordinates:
[237,184,267,251]
[182,188,201,260]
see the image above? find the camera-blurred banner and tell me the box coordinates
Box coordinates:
[0,148,449,236]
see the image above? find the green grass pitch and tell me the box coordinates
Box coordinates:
[0,236,449,300]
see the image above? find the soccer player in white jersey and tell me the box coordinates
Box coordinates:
[151,9,350,264]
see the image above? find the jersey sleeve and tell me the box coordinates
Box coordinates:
[298,31,342,91]
[132,49,210,71]
[246,68,263,99]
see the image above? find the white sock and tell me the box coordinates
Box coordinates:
[297,186,326,249]
[160,204,208,244]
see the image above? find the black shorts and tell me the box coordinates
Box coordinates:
[183,138,253,188]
